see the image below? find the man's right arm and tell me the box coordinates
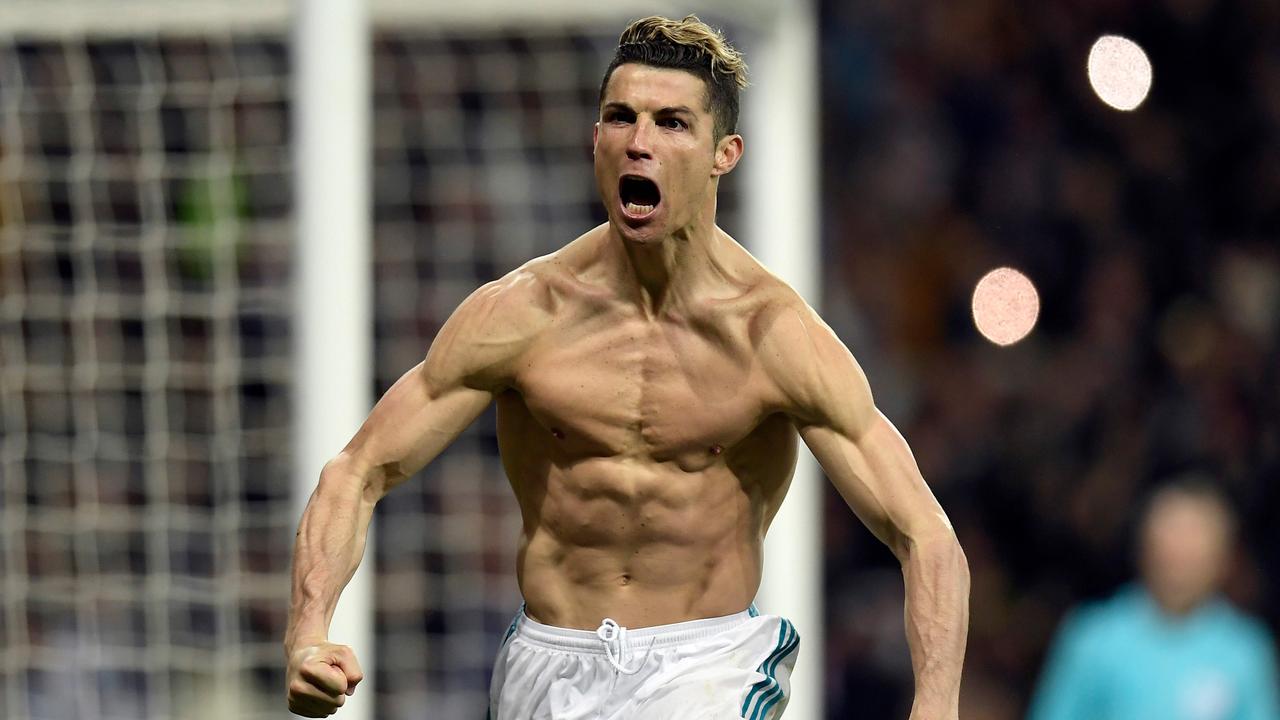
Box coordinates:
[284,270,549,716]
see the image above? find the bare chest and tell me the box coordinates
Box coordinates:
[515,317,766,469]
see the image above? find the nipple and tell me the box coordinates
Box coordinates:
[709,444,723,456]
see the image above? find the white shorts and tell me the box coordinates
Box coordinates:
[487,605,799,720]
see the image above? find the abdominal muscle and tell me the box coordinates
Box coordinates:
[513,458,766,630]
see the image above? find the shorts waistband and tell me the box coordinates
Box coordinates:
[515,607,756,654]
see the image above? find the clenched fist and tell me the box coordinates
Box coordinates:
[286,641,364,717]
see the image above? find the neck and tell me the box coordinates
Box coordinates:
[1145,585,1213,619]
[611,193,720,318]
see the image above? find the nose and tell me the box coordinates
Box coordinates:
[626,118,654,161]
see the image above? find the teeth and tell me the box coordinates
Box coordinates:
[625,202,655,215]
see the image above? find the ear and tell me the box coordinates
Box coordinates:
[593,122,599,155]
[711,134,744,176]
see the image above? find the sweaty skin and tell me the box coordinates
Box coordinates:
[285,62,969,719]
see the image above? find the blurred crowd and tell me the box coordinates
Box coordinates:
[817,0,1280,716]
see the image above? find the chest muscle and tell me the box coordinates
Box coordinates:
[517,318,762,468]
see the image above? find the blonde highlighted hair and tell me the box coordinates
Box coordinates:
[600,15,749,139]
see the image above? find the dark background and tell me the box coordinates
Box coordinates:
[816,0,1280,716]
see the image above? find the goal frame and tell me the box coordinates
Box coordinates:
[0,2,821,718]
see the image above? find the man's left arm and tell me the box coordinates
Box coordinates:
[764,303,970,720]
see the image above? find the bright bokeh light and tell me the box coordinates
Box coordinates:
[972,267,1040,346]
[1087,34,1153,111]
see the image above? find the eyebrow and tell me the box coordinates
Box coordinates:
[602,102,697,117]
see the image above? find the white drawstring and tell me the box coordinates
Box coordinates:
[595,618,654,675]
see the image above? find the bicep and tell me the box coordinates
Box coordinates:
[336,277,538,496]
[799,409,947,555]
[340,361,492,498]
[767,304,948,553]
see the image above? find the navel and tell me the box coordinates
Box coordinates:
[551,427,565,440]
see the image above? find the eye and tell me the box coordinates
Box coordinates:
[605,109,635,125]
[658,117,687,130]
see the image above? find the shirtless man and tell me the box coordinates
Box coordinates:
[285,15,969,720]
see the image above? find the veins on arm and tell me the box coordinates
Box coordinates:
[285,267,555,657]
[761,295,968,717]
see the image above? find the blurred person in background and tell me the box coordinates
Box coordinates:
[817,1,1280,713]
[1028,478,1280,720]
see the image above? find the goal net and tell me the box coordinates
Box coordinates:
[0,25,295,720]
[0,2,812,719]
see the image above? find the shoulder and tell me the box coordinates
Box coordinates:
[747,275,872,429]
[423,255,564,392]
[753,285,838,359]
[1208,600,1278,652]
[444,258,561,337]
[438,224,615,347]
[468,255,567,318]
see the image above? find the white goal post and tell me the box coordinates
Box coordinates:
[0,1,819,718]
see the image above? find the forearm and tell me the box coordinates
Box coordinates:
[900,530,970,719]
[285,457,379,652]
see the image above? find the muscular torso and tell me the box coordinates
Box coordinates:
[494,229,799,629]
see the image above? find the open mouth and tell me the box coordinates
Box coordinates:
[619,175,661,219]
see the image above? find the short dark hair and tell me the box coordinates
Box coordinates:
[599,15,749,141]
